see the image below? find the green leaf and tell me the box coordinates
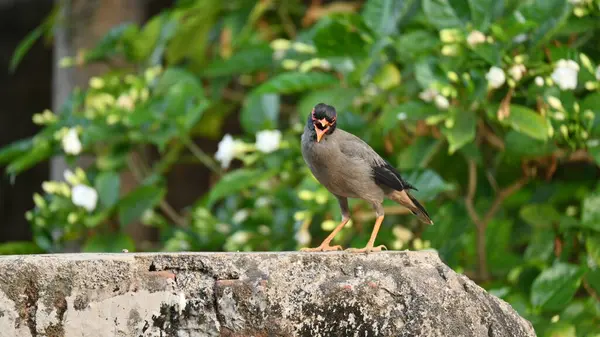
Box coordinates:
[586,236,600,266]
[373,63,402,90]
[586,268,600,295]
[6,141,53,175]
[202,45,273,78]
[0,138,34,164]
[414,57,444,88]
[313,16,370,58]
[405,169,454,201]
[84,23,137,63]
[166,0,221,70]
[505,105,548,141]
[519,0,570,48]
[206,169,276,208]
[442,110,476,154]
[362,0,417,36]
[379,101,436,132]
[519,204,562,228]
[154,67,203,97]
[504,131,555,158]
[10,26,44,72]
[240,94,280,134]
[254,72,339,95]
[127,14,163,62]
[298,88,359,120]
[422,0,464,29]
[0,241,43,255]
[471,43,501,65]
[582,190,600,232]
[542,322,576,337]
[397,137,441,170]
[83,209,112,229]
[10,8,56,72]
[531,263,584,311]
[468,0,503,31]
[524,230,554,263]
[118,185,165,226]
[394,30,440,61]
[82,233,135,253]
[95,171,121,208]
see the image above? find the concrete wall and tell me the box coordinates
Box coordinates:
[0,251,535,336]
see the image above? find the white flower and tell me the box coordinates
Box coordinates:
[595,65,600,81]
[116,95,134,111]
[439,29,461,43]
[418,88,438,102]
[295,230,311,246]
[514,11,526,23]
[232,209,249,224]
[434,95,450,110]
[62,128,82,155]
[396,112,407,120]
[215,134,244,169]
[270,39,291,51]
[466,30,486,47]
[551,59,580,90]
[547,96,564,111]
[513,34,528,44]
[215,223,231,234]
[486,66,506,89]
[273,50,285,60]
[255,130,282,153]
[255,197,271,208]
[71,185,98,212]
[535,76,545,86]
[508,64,527,81]
[63,169,78,185]
[229,231,251,245]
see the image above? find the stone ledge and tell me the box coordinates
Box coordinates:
[0,251,535,337]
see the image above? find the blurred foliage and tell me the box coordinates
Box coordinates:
[2,0,600,335]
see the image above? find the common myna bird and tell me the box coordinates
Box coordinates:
[300,103,433,253]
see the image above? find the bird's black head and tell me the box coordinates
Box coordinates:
[309,103,337,142]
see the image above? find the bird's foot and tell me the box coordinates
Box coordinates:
[345,244,387,253]
[300,244,343,252]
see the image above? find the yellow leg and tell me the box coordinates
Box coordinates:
[300,217,349,252]
[346,215,387,253]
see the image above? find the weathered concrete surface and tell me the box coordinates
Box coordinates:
[0,251,535,337]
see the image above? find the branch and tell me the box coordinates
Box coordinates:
[583,278,600,303]
[127,153,187,227]
[481,176,529,225]
[464,159,530,282]
[465,159,481,224]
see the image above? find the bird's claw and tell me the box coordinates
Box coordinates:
[345,245,387,253]
[300,244,343,252]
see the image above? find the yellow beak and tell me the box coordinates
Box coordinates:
[314,118,330,142]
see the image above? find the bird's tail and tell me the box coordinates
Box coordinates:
[389,190,433,225]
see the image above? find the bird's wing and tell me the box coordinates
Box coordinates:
[336,130,416,191]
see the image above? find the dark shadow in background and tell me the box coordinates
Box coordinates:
[0,0,53,243]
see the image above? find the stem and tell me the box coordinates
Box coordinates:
[277,4,297,38]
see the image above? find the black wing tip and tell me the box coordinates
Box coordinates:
[374,161,417,192]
